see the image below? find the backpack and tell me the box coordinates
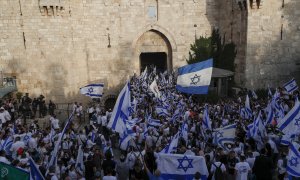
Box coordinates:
[213,163,224,180]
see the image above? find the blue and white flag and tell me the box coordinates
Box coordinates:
[156,106,169,117]
[107,82,131,137]
[0,137,13,155]
[29,157,45,180]
[278,99,300,145]
[268,87,273,98]
[171,109,181,123]
[251,90,258,99]
[47,112,74,169]
[245,95,252,119]
[157,153,208,180]
[179,122,188,144]
[202,105,212,130]
[252,111,267,147]
[213,124,237,150]
[284,78,298,94]
[287,142,300,177]
[22,133,32,145]
[80,83,104,98]
[160,132,180,154]
[75,145,85,175]
[147,118,162,127]
[266,103,274,125]
[176,59,213,94]
[149,79,161,99]
[120,133,135,150]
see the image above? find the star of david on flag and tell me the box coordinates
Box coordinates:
[278,99,300,145]
[176,58,213,94]
[80,83,104,98]
[287,142,300,177]
[190,74,201,85]
[157,153,209,180]
[283,78,298,94]
[177,156,194,172]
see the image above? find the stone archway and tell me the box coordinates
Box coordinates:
[133,29,173,73]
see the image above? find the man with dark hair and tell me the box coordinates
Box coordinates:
[252,148,273,180]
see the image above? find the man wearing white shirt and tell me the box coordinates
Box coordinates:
[28,134,38,152]
[235,155,251,180]
[184,146,195,156]
[0,107,11,126]
[50,115,60,130]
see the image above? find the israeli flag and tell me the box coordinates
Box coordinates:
[284,78,298,94]
[149,79,161,99]
[156,106,169,117]
[107,82,131,137]
[202,105,212,130]
[277,99,300,145]
[29,157,45,180]
[251,90,258,99]
[157,153,209,180]
[120,132,135,150]
[252,111,267,144]
[268,87,273,98]
[171,109,181,123]
[48,112,74,170]
[75,145,85,175]
[266,103,274,125]
[213,124,237,150]
[287,142,300,177]
[160,132,180,154]
[147,118,162,127]
[176,59,213,94]
[245,95,252,119]
[0,137,13,156]
[80,83,104,98]
[179,122,188,143]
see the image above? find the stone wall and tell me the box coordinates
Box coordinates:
[0,0,215,102]
[245,0,300,89]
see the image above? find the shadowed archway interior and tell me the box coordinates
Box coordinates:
[140,52,167,73]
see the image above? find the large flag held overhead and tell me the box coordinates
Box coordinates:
[283,78,298,94]
[80,83,104,98]
[0,162,30,180]
[107,82,131,137]
[29,157,45,180]
[213,124,237,150]
[277,99,300,145]
[287,142,300,177]
[176,59,213,94]
[157,153,209,180]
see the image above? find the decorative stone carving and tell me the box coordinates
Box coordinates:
[39,0,66,16]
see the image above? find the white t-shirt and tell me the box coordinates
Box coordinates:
[103,176,117,180]
[234,161,251,180]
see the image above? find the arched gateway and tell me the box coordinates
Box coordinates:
[133,27,176,73]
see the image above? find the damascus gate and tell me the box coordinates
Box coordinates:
[0,0,300,102]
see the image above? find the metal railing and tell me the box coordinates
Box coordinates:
[0,75,17,98]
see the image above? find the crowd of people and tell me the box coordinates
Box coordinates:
[0,66,299,180]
